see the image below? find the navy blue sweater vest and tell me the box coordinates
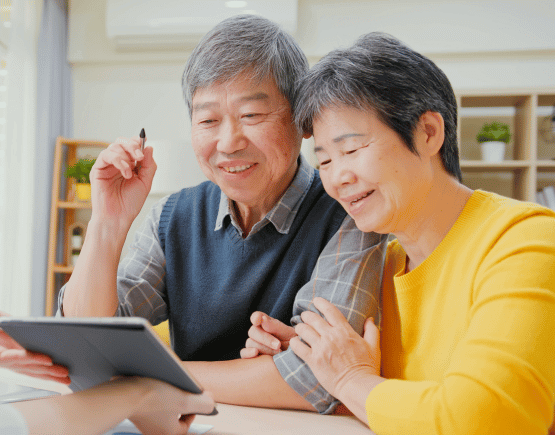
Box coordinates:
[158,176,346,361]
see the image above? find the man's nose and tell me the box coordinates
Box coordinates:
[216,118,247,154]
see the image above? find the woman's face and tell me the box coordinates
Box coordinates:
[313,106,434,235]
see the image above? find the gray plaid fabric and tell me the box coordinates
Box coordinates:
[274,218,387,414]
[57,155,387,413]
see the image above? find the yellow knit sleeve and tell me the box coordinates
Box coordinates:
[366,214,555,435]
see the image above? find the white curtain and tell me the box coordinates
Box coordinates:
[31,0,72,316]
[0,0,38,315]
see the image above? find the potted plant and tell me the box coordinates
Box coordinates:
[65,157,96,201]
[476,121,511,162]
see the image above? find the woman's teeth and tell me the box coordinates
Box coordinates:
[351,191,371,205]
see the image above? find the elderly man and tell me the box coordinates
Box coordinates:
[5,15,386,413]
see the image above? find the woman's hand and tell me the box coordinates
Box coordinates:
[240,312,297,358]
[0,312,70,384]
[289,298,383,407]
[90,136,157,228]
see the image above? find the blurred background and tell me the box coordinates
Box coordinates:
[1,0,554,316]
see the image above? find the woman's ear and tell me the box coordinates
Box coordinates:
[417,111,445,157]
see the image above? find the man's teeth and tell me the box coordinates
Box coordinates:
[224,164,254,173]
[351,192,371,205]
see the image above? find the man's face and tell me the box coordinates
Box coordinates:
[190,73,301,211]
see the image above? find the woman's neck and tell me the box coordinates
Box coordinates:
[396,175,473,272]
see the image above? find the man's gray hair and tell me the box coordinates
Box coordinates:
[182,14,308,118]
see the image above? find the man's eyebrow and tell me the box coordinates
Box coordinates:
[192,101,219,112]
[332,133,365,143]
[239,92,269,103]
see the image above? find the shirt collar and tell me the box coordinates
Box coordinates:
[214,154,315,235]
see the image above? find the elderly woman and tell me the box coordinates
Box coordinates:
[244,33,555,434]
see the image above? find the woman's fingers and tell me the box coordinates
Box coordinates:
[312,297,349,327]
[289,335,311,361]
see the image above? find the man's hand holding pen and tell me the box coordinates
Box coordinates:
[90,130,157,228]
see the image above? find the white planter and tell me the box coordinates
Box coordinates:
[480,141,506,162]
[71,235,83,249]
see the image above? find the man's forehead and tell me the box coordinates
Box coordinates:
[193,73,280,101]
[192,81,287,114]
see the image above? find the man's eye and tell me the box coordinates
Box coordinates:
[319,159,331,166]
[243,113,261,119]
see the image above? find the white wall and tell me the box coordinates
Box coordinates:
[67,0,555,252]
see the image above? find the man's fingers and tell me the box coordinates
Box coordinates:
[248,325,281,350]
[240,347,260,359]
[250,311,265,327]
[260,315,296,341]
[245,338,280,356]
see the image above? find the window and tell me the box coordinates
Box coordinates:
[0,0,11,283]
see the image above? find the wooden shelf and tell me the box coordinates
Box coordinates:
[46,137,108,316]
[456,88,555,202]
[460,160,530,170]
[52,264,74,274]
[58,201,92,209]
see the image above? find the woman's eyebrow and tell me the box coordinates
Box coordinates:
[333,133,365,143]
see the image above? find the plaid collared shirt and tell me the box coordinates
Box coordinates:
[58,155,387,413]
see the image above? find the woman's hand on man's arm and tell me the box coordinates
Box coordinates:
[290,298,385,423]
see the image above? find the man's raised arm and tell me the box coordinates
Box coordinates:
[62,136,156,317]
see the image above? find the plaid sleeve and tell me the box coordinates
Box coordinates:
[57,196,170,325]
[273,216,388,414]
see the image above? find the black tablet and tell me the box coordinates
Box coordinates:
[0,317,203,395]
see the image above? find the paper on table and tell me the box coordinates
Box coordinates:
[0,381,59,404]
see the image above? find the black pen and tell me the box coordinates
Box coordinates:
[135,128,146,173]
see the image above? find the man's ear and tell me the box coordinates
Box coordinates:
[417,111,445,158]
[303,131,313,140]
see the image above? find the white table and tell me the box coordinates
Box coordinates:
[0,369,372,434]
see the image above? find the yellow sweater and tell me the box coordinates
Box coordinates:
[366,190,555,434]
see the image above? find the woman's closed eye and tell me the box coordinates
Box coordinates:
[345,144,369,155]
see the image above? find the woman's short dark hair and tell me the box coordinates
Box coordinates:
[295,32,461,181]
[182,14,309,119]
